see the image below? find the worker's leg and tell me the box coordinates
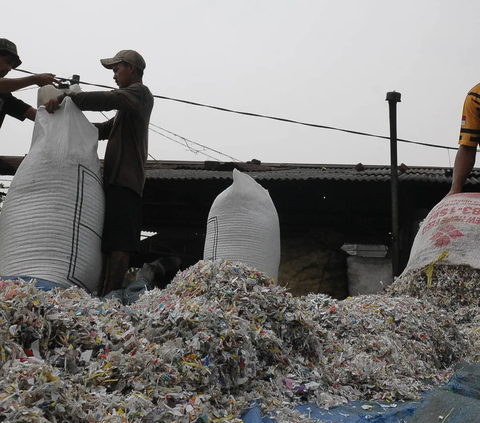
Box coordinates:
[100,185,142,295]
[103,251,130,296]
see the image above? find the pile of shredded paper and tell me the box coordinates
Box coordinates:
[0,260,478,422]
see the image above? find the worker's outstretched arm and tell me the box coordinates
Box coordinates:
[0,74,57,94]
[448,145,477,195]
[23,106,36,121]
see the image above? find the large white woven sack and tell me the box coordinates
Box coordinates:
[0,97,105,292]
[203,169,281,281]
[402,193,480,275]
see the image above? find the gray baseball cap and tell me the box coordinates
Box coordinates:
[100,50,146,70]
[0,38,21,68]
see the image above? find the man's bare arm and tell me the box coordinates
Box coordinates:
[0,74,57,94]
[23,106,36,121]
[448,145,477,195]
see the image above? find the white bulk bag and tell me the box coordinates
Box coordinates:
[0,97,105,292]
[203,169,281,281]
[402,193,480,275]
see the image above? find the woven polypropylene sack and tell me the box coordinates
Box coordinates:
[203,169,281,281]
[0,97,105,292]
[402,193,480,275]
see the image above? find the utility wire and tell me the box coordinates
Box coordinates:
[15,68,458,152]
[148,126,222,162]
[19,69,234,162]
[151,96,458,152]
[99,106,233,162]
[149,123,240,162]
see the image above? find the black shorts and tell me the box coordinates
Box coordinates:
[102,185,142,254]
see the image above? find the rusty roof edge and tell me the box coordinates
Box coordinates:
[0,155,460,170]
[0,156,468,184]
[145,160,457,170]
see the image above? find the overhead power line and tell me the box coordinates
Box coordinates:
[151,96,457,152]
[148,126,222,162]
[17,69,237,162]
[149,123,240,162]
[14,68,458,152]
[99,103,238,162]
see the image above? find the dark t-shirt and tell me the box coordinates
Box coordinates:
[0,93,30,128]
[66,83,154,196]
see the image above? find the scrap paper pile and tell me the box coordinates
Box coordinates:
[388,264,480,362]
[0,259,477,422]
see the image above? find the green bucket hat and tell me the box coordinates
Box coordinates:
[0,38,21,68]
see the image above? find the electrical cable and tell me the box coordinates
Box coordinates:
[99,110,232,162]
[19,69,235,161]
[150,96,458,152]
[14,68,458,152]
[148,126,223,162]
[149,123,240,162]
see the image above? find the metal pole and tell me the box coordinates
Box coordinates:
[386,91,401,277]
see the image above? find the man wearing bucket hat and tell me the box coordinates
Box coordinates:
[0,38,57,128]
[45,50,154,296]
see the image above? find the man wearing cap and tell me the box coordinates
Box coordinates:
[0,38,57,128]
[45,50,154,296]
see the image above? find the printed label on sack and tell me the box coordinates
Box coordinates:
[402,193,480,274]
[422,198,480,237]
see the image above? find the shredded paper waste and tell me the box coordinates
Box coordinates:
[0,259,478,422]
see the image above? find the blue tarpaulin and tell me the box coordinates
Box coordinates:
[242,400,419,423]
[241,362,480,423]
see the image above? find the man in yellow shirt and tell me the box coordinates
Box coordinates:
[448,83,480,195]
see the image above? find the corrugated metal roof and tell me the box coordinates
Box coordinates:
[144,161,473,184]
[2,155,480,184]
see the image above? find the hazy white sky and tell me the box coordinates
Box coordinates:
[3,0,480,166]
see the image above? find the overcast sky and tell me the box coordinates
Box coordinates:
[3,0,479,167]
